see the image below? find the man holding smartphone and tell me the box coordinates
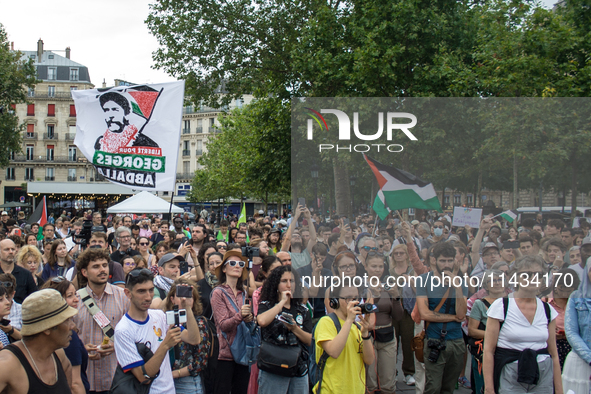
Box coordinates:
[281,204,317,270]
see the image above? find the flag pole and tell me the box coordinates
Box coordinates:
[168,192,175,220]
[371,214,379,237]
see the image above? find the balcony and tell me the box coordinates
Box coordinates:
[195,127,203,134]
[67,176,77,182]
[30,92,73,100]
[5,176,15,181]
[182,150,191,157]
[182,105,229,115]
[182,128,191,134]
[13,155,90,164]
[24,133,38,140]
[65,133,76,141]
[211,127,221,133]
[45,176,55,181]
[196,149,203,156]
[176,173,194,180]
[24,177,34,182]
[43,133,58,141]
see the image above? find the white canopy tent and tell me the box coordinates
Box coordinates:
[106,191,184,214]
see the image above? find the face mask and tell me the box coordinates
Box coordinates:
[434,228,443,237]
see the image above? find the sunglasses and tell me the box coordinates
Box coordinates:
[125,268,154,284]
[433,225,444,229]
[361,246,378,252]
[225,260,245,268]
[139,242,149,246]
[0,281,14,288]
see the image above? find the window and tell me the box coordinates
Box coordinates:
[162,191,169,196]
[196,119,203,133]
[25,168,34,181]
[482,195,487,201]
[27,104,35,116]
[182,141,190,156]
[68,168,76,181]
[467,195,473,205]
[47,125,55,138]
[70,105,76,117]
[236,98,243,108]
[209,118,215,126]
[48,86,55,97]
[454,195,462,205]
[26,124,35,138]
[70,86,77,91]
[183,120,190,134]
[69,68,79,81]
[48,54,54,59]
[444,195,450,205]
[5,168,15,180]
[183,161,190,173]
[26,145,34,161]
[8,151,14,160]
[28,88,35,97]
[47,145,54,161]
[196,140,203,155]
[48,68,56,80]
[46,167,54,181]
[48,104,55,116]
[68,146,77,162]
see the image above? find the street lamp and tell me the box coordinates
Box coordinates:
[311,164,319,212]
[350,175,357,215]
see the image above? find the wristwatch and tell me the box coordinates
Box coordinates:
[362,334,372,340]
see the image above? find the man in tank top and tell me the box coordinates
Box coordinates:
[0,288,77,393]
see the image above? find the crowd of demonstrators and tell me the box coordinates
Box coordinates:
[0,205,590,394]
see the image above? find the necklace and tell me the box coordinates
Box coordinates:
[22,340,58,385]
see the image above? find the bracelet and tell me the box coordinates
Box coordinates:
[362,335,371,340]
[7,327,14,336]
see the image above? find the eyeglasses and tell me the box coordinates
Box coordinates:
[50,276,66,284]
[124,262,137,267]
[339,264,356,272]
[393,252,406,256]
[119,235,131,239]
[125,268,154,284]
[225,260,245,268]
[139,242,149,246]
[0,281,14,288]
[361,246,378,252]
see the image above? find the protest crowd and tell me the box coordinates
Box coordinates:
[0,204,589,394]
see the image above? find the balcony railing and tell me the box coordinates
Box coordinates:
[45,176,55,181]
[182,150,191,156]
[43,133,58,140]
[67,176,77,181]
[24,133,38,140]
[196,149,203,156]
[182,105,228,115]
[5,176,15,181]
[176,173,194,180]
[65,133,76,140]
[30,92,73,100]
[182,128,191,134]
[195,127,203,134]
[211,127,221,133]
[12,155,91,164]
[24,177,34,181]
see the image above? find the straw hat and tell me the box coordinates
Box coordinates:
[21,289,78,336]
[215,250,249,282]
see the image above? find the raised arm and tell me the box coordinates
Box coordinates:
[281,204,302,252]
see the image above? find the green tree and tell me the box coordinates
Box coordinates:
[0,24,37,168]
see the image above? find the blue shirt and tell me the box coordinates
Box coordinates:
[416,271,468,340]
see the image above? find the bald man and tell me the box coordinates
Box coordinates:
[0,239,37,303]
[276,251,292,266]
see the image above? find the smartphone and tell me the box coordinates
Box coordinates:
[503,240,519,249]
[281,312,294,323]
[181,237,189,244]
[278,313,294,325]
[342,218,349,226]
[176,285,193,298]
[298,198,306,207]
[0,318,10,326]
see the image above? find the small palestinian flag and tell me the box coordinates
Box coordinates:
[364,154,442,220]
[27,196,48,226]
[499,210,517,223]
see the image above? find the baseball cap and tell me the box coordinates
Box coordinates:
[411,220,420,226]
[581,236,591,247]
[21,289,78,336]
[1,211,7,216]
[158,253,185,267]
[482,242,499,254]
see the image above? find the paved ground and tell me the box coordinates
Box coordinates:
[393,345,472,394]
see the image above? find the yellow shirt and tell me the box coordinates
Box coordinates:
[314,315,366,394]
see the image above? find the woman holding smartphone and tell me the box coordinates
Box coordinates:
[256,265,312,393]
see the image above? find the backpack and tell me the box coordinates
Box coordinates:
[499,297,551,331]
[309,313,360,393]
[216,287,261,366]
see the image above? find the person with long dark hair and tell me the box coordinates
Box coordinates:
[42,240,75,281]
[256,265,312,393]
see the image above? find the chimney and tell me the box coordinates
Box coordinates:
[37,39,43,59]
[102,79,107,88]
[65,47,70,59]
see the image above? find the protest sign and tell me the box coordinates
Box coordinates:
[452,207,482,228]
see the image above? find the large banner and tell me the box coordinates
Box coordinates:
[72,81,185,191]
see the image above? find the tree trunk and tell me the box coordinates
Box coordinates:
[477,170,483,208]
[571,150,578,220]
[512,153,518,209]
[333,157,351,217]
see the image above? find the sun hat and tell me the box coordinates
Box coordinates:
[214,250,249,282]
[21,289,78,336]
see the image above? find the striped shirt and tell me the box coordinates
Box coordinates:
[74,283,129,392]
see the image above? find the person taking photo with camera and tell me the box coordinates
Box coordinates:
[416,242,468,394]
[313,284,375,394]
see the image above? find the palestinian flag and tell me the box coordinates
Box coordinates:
[363,154,442,219]
[498,210,517,223]
[28,196,48,226]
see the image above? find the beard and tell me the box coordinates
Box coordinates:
[292,241,303,249]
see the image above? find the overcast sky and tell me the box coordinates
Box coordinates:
[1,0,558,89]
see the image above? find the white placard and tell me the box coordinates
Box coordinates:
[452,207,482,228]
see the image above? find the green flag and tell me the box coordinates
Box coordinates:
[238,202,246,225]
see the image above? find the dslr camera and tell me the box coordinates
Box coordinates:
[427,339,446,363]
[166,305,187,326]
[357,303,378,314]
[241,246,259,260]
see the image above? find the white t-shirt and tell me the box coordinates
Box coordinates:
[114,310,174,394]
[487,297,558,362]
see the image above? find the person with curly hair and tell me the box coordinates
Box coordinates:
[15,245,44,287]
[256,265,312,393]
